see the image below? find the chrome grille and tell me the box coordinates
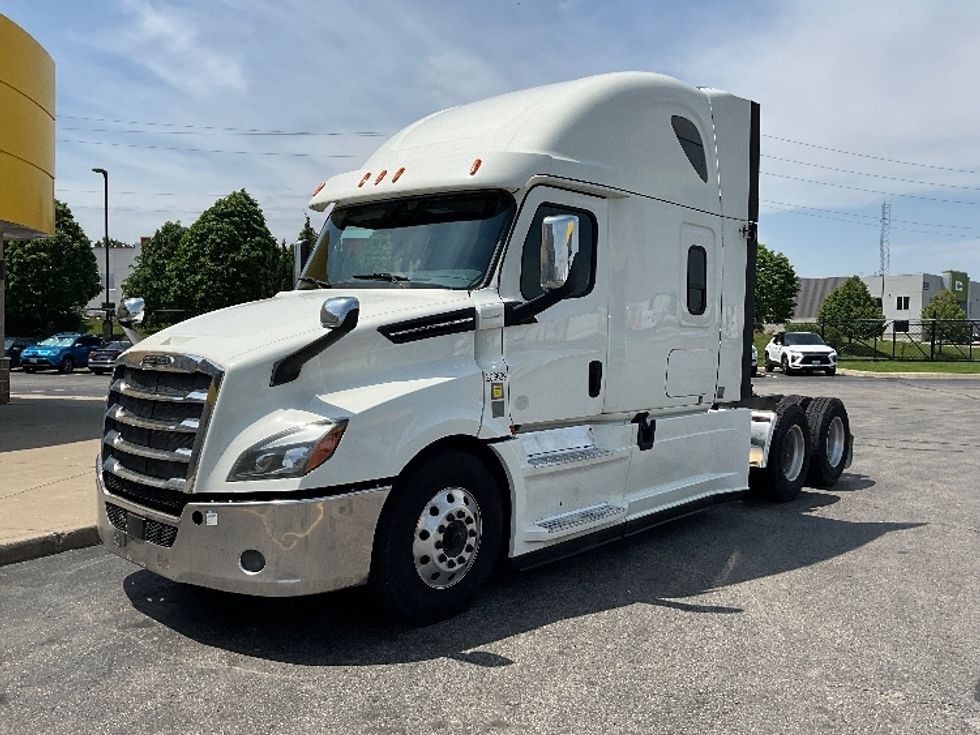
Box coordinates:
[101,352,222,517]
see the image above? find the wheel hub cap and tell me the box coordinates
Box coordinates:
[413,487,482,589]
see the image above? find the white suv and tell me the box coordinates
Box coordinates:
[765,331,837,376]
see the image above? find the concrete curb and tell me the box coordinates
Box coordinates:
[0,526,100,567]
[837,368,980,379]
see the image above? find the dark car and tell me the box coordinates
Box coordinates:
[4,337,34,369]
[19,333,104,373]
[88,340,132,375]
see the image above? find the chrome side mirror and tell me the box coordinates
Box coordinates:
[116,297,146,344]
[540,214,580,291]
[116,297,146,325]
[321,296,360,329]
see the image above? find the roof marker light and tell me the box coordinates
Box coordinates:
[358,172,372,187]
[391,167,405,183]
[312,181,326,196]
[374,169,388,185]
[469,158,482,176]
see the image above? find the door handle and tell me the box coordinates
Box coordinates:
[588,361,602,398]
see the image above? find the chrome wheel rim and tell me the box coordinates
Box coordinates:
[782,424,805,482]
[413,487,482,589]
[826,416,845,467]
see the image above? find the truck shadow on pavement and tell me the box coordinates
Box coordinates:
[125,474,920,667]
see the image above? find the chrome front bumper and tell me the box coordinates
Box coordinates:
[97,469,390,597]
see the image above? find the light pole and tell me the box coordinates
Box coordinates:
[91,167,111,340]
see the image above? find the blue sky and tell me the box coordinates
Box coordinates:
[6,0,980,278]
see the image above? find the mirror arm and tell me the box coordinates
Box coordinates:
[504,279,576,326]
[269,307,359,387]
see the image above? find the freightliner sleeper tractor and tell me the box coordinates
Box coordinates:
[99,72,853,623]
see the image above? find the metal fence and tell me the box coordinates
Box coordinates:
[792,319,980,362]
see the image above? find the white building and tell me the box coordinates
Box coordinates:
[87,245,142,312]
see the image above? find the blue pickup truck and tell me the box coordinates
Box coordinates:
[19,333,104,373]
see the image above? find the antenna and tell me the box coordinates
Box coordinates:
[878,199,891,274]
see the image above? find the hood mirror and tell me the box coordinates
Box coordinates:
[321,296,360,329]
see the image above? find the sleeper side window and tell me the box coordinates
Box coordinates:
[520,204,597,300]
[671,115,709,183]
[687,245,707,315]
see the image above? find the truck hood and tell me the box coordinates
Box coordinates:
[132,289,474,366]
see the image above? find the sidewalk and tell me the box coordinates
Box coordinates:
[0,397,103,565]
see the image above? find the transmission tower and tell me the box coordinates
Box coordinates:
[878,199,891,274]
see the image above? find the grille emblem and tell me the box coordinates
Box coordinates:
[141,353,174,368]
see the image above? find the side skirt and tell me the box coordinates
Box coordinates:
[510,489,746,571]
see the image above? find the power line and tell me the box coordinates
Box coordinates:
[763,134,980,176]
[763,155,980,192]
[59,114,386,137]
[762,171,980,206]
[761,199,980,231]
[59,138,357,158]
[762,201,977,239]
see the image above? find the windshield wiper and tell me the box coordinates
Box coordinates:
[297,276,331,288]
[352,272,410,283]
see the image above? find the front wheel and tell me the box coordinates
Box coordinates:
[59,357,74,374]
[781,355,795,375]
[370,450,503,624]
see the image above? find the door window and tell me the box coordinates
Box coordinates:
[520,204,597,300]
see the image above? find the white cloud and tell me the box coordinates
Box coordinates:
[108,0,247,98]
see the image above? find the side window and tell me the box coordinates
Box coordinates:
[671,115,708,183]
[520,203,597,300]
[686,245,707,315]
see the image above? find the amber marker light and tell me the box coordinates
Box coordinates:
[469,158,482,175]
[303,420,349,474]
[391,167,405,182]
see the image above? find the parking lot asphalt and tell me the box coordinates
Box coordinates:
[1,373,979,734]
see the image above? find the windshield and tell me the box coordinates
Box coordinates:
[38,336,76,347]
[784,332,826,346]
[300,191,515,290]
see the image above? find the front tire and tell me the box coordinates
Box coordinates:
[370,450,503,624]
[59,357,74,374]
[750,402,811,502]
[764,358,774,373]
[781,355,795,375]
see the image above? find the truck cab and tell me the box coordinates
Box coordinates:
[98,72,850,623]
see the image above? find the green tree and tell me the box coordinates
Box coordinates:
[277,238,295,292]
[122,220,186,324]
[4,200,101,336]
[817,275,885,346]
[921,288,970,344]
[167,190,281,318]
[754,242,799,327]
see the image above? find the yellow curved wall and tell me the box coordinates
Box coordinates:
[0,14,55,239]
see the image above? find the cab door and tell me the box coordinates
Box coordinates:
[498,187,608,426]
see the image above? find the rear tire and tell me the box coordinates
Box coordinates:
[764,358,774,373]
[370,450,503,624]
[24,367,35,374]
[59,357,74,374]
[805,397,850,487]
[750,402,811,502]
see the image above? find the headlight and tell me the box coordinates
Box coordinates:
[788,351,801,359]
[829,351,837,360]
[229,419,348,481]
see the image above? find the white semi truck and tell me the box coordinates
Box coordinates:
[98,72,852,623]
